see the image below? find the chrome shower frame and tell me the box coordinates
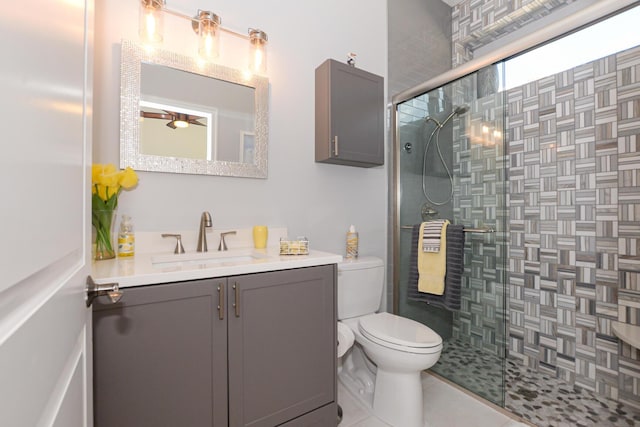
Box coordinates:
[390,0,639,313]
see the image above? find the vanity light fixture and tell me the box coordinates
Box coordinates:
[137,1,268,73]
[139,0,165,44]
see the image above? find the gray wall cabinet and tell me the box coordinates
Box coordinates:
[93,265,337,427]
[315,59,384,168]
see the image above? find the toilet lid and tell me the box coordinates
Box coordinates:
[359,312,442,351]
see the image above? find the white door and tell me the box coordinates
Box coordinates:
[0,1,94,426]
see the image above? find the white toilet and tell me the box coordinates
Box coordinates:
[337,257,442,427]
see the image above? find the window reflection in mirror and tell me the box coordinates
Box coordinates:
[140,99,213,160]
[140,63,255,163]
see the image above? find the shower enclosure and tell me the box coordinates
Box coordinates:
[393,65,508,406]
[391,3,640,421]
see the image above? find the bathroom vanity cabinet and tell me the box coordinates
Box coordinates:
[315,58,384,167]
[93,265,337,427]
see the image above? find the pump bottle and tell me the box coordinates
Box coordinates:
[118,215,135,257]
[346,225,359,259]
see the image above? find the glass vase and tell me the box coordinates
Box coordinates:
[93,209,116,260]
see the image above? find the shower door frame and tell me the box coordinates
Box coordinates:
[390,0,639,313]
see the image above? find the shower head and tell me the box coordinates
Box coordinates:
[454,105,469,115]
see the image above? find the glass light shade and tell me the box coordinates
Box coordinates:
[139,0,164,44]
[248,29,268,74]
[195,11,220,61]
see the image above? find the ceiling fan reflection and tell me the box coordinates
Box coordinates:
[140,110,206,129]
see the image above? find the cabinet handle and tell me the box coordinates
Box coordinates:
[233,283,240,317]
[333,135,339,156]
[217,284,224,320]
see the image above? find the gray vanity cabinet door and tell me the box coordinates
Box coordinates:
[315,59,384,167]
[93,279,228,427]
[228,265,337,427]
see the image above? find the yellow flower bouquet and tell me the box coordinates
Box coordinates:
[92,164,138,260]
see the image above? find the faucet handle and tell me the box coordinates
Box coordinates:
[218,231,237,251]
[162,233,186,254]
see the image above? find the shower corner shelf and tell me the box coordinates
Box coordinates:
[612,321,640,350]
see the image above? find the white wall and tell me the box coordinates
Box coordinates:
[93,0,388,260]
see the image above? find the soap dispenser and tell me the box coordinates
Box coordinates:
[118,215,135,257]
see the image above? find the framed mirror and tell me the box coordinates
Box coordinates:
[120,40,269,178]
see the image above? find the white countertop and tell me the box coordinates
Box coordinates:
[91,247,343,288]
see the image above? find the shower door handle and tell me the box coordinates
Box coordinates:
[332,135,339,157]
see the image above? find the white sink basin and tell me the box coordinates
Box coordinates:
[151,249,266,268]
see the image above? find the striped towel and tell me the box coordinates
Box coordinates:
[422,220,447,253]
[408,223,465,311]
[418,221,449,294]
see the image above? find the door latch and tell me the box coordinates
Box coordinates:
[86,276,123,307]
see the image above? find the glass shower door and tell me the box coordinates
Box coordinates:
[394,63,508,406]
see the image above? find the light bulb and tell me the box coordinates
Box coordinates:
[145,12,156,38]
[194,11,220,61]
[253,48,264,71]
[139,0,164,44]
[248,29,268,74]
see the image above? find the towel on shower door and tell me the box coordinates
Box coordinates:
[418,220,449,295]
[408,223,465,310]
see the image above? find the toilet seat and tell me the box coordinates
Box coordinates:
[358,312,442,354]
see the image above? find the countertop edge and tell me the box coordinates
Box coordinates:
[91,249,343,288]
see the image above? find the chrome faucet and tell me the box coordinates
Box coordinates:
[197,211,212,252]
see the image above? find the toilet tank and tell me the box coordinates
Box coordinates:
[337,256,385,320]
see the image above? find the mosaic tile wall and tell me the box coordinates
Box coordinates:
[451,0,577,68]
[506,45,640,410]
[450,84,509,357]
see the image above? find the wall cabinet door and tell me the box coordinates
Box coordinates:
[228,265,336,427]
[315,59,384,167]
[93,279,227,427]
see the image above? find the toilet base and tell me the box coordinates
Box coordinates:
[373,369,423,427]
[339,345,375,408]
[339,343,426,427]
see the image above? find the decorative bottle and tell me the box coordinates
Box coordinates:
[118,215,135,257]
[346,225,358,260]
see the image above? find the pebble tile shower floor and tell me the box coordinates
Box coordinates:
[434,339,640,427]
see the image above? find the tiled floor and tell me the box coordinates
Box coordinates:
[433,338,504,405]
[430,339,640,427]
[505,359,640,427]
[338,372,528,427]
